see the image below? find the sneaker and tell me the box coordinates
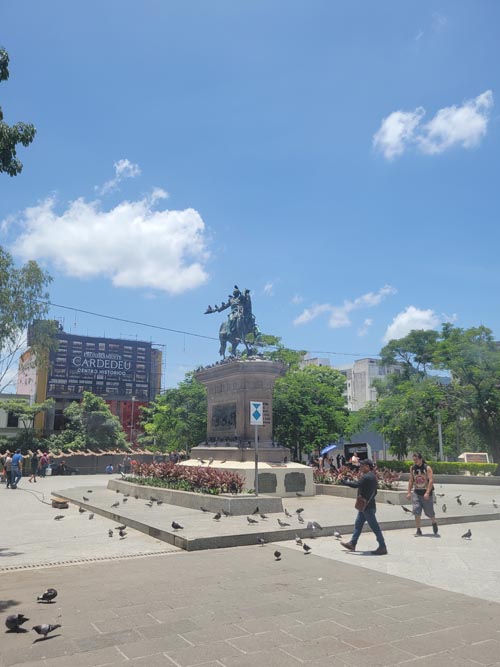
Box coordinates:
[432,523,439,535]
[371,546,388,555]
[340,541,355,551]
[415,528,422,537]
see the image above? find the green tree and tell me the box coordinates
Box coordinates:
[0,248,56,391]
[140,373,207,454]
[0,48,36,176]
[52,392,126,451]
[380,329,440,379]
[273,366,348,461]
[0,397,54,452]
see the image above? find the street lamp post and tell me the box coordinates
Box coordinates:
[130,396,136,444]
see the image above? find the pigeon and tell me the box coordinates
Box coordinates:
[87,490,93,493]
[122,498,128,503]
[252,506,260,515]
[457,497,463,506]
[88,513,94,520]
[111,502,120,508]
[108,529,114,537]
[32,623,61,638]
[156,500,163,506]
[401,506,413,514]
[436,493,445,497]
[171,521,184,530]
[208,457,214,466]
[455,495,462,499]
[259,513,268,520]
[118,528,126,538]
[198,459,205,465]
[220,459,227,464]
[145,502,153,508]
[284,508,292,518]
[462,529,472,540]
[200,507,210,513]
[149,496,157,503]
[213,512,221,521]
[297,514,305,524]
[82,496,89,501]
[295,535,302,545]
[37,588,57,603]
[468,501,479,506]
[54,515,65,521]
[247,516,258,524]
[222,509,232,517]
[442,504,447,513]
[333,529,342,540]
[257,537,267,546]
[493,503,499,509]
[311,521,323,530]
[78,507,86,514]
[134,494,139,500]
[5,614,29,632]
[274,550,282,561]
[296,492,303,497]
[116,525,126,531]
[302,543,312,554]
[124,493,130,498]
[296,508,304,515]
[306,521,315,530]
[386,499,394,505]
[116,489,120,493]
[277,519,290,527]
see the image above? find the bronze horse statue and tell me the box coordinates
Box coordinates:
[205,286,261,357]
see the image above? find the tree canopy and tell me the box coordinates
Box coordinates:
[273,366,348,461]
[0,47,36,176]
[140,373,207,453]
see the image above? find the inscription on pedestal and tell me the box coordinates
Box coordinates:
[258,473,277,493]
[284,472,306,492]
[211,403,236,431]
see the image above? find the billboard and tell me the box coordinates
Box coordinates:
[47,333,155,400]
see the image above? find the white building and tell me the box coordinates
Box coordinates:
[335,358,402,411]
[0,393,31,439]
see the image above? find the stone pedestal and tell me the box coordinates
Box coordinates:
[188,358,315,496]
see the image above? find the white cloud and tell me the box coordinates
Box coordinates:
[418,90,493,154]
[432,12,447,33]
[373,108,425,160]
[10,191,210,295]
[294,285,397,328]
[263,282,274,296]
[291,294,303,305]
[97,158,142,195]
[357,318,373,337]
[373,90,493,159]
[383,306,440,343]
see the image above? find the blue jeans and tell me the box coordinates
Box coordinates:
[351,507,386,549]
[11,467,22,487]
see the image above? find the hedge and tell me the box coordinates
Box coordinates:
[378,460,498,475]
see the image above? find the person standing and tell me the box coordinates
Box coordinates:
[407,452,439,537]
[340,458,388,555]
[11,449,23,489]
[3,451,12,487]
[39,451,49,477]
[29,451,39,483]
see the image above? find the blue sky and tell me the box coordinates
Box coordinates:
[1,1,499,388]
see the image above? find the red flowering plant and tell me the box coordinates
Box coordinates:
[313,465,400,491]
[128,461,244,495]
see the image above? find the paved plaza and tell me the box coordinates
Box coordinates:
[2,474,500,665]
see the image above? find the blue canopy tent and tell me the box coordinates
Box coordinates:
[320,444,338,456]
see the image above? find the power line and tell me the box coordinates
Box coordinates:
[38,300,379,359]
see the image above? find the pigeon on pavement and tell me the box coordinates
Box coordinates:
[333,529,342,540]
[37,589,57,603]
[122,498,128,503]
[87,490,93,493]
[442,504,447,513]
[259,513,268,520]
[88,513,94,520]
[32,624,61,638]
[252,506,260,515]
[296,508,304,515]
[277,519,290,527]
[274,550,282,561]
[296,492,303,497]
[284,509,292,518]
[311,521,323,530]
[457,497,463,505]
[171,521,184,530]
[108,529,113,537]
[247,516,258,524]
[257,537,267,546]
[213,512,221,521]
[200,507,209,512]
[78,507,86,514]
[295,535,302,545]
[111,502,120,508]
[82,496,89,501]
[208,457,214,466]
[401,506,413,514]
[468,501,479,506]
[156,500,163,506]
[462,529,472,539]
[54,515,65,521]
[222,509,232,517]
[5,614,29,632]
[386,499,394,505]
[118,528,127,538]
[302,543,312,554]
[297,514,305,524]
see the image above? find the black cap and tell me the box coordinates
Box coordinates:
[360,458,374,467]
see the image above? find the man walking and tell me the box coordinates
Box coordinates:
[11,449,23,489]
[340,458,388,555]
[407,452,439,537]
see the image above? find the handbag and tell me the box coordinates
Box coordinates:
[355,490,376,512]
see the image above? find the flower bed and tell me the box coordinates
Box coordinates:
[313,465,400,491]
[128,461,245,495]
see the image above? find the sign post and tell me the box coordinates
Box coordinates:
[250,401,263,496]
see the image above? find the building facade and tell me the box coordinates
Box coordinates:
[335,357,402,412]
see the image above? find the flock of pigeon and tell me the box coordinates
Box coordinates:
[5,589,61,639]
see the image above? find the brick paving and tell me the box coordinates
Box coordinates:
[3,544,500,666]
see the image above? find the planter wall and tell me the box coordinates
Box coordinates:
[315,483,408,504]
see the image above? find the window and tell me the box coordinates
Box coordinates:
[7,412,19,428]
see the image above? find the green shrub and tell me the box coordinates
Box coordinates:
[378,460,498,475]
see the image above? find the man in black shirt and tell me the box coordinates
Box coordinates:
[340,458,387,555]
